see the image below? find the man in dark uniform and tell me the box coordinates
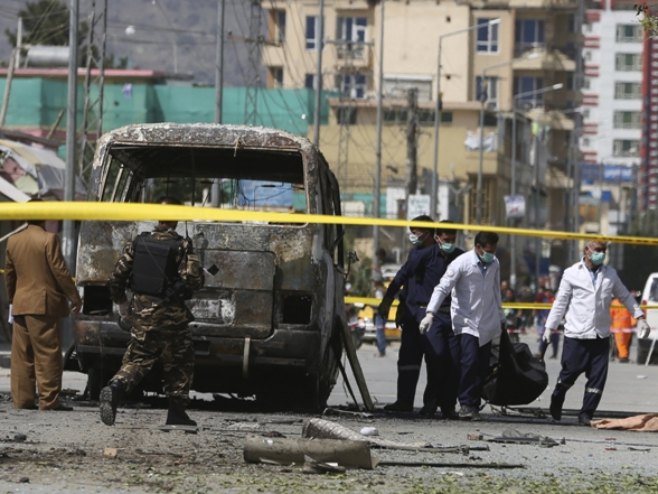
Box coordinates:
[99,197,204,427]
[378,218,463,418]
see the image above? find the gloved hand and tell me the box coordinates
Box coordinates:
[419,313,434,334]
[542,328,553,343]
[376,302,391,321]
[637,318,651,339]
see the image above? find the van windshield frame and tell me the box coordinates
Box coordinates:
[99,143,309,214]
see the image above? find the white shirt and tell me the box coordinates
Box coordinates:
[545,259,642,339]
[426,249,504,346]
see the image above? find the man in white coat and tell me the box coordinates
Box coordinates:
[544,240,649,426]
[420,231,505,420]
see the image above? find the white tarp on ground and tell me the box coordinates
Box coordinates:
[0,139,86,200]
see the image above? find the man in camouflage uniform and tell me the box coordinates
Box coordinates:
[100,197,204,427]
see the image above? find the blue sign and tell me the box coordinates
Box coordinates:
[579,163,634,184]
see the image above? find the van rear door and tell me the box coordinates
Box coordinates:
[188,249,275,337]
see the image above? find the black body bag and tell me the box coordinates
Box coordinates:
[482,329,548,406]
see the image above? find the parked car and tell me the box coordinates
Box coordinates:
[639,273,658,364]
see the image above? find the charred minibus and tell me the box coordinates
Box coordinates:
[70,123,347,410]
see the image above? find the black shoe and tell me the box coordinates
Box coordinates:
[549,394,564,421]
[99,382,124,426]
[441,408,459,420]
[166,408,197,427]
[458,405,481,421]
[618,357,629,363]
[419,405,437,418]
[383,401,413,412]
[48,402,73,411]
[578,412,593,427]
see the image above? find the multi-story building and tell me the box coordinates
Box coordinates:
[263,0,580,281]
[581,0,641,237]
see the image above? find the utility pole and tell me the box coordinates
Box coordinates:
[373,0,384,256]
[63,0,79,272]
[313,0,325,147]
[244,0,263,125]
[567,0,585,261]
[215,0,225,124]
[79,0,108,180]
[336,39,356,187]
[405,88,418,213]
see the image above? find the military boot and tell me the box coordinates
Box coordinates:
[166,401,197,427]
[99,380,125,426]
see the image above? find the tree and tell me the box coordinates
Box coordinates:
[637,3,658,36]
[3,0,131,69]
[5,0,88,48]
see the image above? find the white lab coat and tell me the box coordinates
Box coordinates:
[545,259,642,339]
[426,249,504,346]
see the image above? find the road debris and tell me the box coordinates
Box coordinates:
[302,418,481,453]
[103,447,118,459]
[243,435,377,469]
[303,418,431,449]
[486,429,560,448]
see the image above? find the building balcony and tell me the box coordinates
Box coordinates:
[328,42,373,70]
[513,46,576,72]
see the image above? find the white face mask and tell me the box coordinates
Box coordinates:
[408,233,421,246]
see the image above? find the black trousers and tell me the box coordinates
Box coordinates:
[457,333,492,408]
[553,336,609,416]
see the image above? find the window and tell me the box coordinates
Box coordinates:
[336,16,367,58]
[475,76,498,104]
[615,53,642,71]
[613,139,639,157]
[616,24,642,42]
[304,74,317,90]
[582,137,591,147]
[614,81,641,99]
[513,76,545,107]
[582,77,591,90]
[270,9,286,44]
[476,18,499,53]
[270,67,283,88]
[305,15,319,50]
[336,106,357,125]
[515,19,545,52]
[614,111,641,129]
[336,73,367,99]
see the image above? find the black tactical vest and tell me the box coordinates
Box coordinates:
[130,232,182,297]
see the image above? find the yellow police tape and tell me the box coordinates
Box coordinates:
[0,201,657,246]
[346,297,658,311]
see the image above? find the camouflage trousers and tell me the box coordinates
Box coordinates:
[112,325,194,405]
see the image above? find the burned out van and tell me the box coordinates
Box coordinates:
[71,123,347,410]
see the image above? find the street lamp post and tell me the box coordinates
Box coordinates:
[509,83,563,288]
[431,18,500,218]
[476,59,512,224]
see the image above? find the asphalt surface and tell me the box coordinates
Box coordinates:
[0,332,657,493]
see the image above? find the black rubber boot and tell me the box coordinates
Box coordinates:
[166,402,197,427]
[99,381,125,426]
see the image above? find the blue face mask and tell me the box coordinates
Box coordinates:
[590,251,605,266]
[440,242,455,254]
[479,251,495,264]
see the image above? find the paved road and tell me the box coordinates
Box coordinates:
[330,332,658,416]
